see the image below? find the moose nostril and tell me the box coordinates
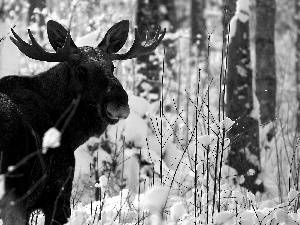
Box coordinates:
[106,103,130,120]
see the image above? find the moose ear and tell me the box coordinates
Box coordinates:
[47,20,77,52]
[98,20,129,54]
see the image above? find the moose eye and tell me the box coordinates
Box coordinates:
[77,67,87,76]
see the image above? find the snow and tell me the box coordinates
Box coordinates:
[115,149,140,192]
[140,185,170,213]
[105,94,151,148]
[214,211,235,224]
[74,145,93,179]
[249,87,261,120]
[228,15,238,43]
[236,0,250,23]
[162,143,184,170]
[75,29,102,48]
[288,189,299,202]
[42,127,61,153]
[170,201,187,222]
[0,175,5,200]
[237,0,250,14]
[99,175,108,186]
[220,117,235,131]
[0,21,20,77]
[122,112,148,147]
[128,94,150,117]
[228,0,250,43]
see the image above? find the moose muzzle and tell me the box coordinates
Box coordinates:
[103,84,130,122]
[106,102,130,120]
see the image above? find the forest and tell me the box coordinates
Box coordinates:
[0,0,298,224]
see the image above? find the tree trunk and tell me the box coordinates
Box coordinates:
[296,0,300,133]
[161,0,177,78]
[226,0,263,193]
[190,0,208,144]
[191,0,207,65]
[222,0,236,47]
[294,0,300,194]
[255,0,276,140]
[28,0,46,38]
[136,0,163,102]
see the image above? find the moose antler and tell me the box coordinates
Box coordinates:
[109,27,166,61]
[10,28,71,62]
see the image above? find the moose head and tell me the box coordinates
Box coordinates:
[10,20,165,127]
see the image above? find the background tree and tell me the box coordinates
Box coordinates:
[28,0,46,38]
[160,0,177,77]
[292,0,300,194]
[188,0,208,145]
[255,0,276,141]
[191,0,208,74]
[296,0,300,133]
[136,0,164,102]
[222,0,236,48]
[226,0,262,193]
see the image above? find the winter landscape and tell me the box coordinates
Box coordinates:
[0,0,298,224]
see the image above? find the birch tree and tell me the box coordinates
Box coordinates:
[226,0,263,193]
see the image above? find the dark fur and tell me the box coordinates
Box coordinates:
[0,21,130,224]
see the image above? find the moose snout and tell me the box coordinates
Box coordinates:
[106,102,130,120]
[104,84,130,120]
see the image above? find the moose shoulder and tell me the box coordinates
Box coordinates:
[0,20,165,224]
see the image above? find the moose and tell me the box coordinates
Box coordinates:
[0,20,165,224]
